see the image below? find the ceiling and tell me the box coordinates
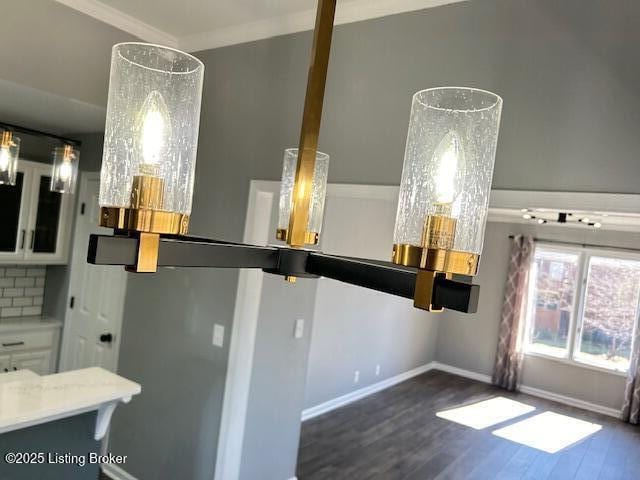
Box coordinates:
[54,0,467,52]
[0,0,465,135]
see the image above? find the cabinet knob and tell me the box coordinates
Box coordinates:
[12,367,17,371]
[3,368,7,373]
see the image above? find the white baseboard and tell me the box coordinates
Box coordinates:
[102,463,138,480]
[302,360,621,422]
[301,362,435,421]
[429,362,621,419]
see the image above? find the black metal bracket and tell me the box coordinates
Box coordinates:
[87,234,479,313]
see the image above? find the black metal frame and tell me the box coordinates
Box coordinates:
[0,121,82,147]
[88,234,479,313]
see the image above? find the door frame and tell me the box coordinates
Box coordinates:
[58,171,127,372]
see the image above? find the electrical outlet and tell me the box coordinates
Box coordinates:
[375,364,381,376]
[212,324,225,347]
[354,370,360,383]
[294,318,305,339]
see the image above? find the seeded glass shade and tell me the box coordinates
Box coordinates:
[394,87,502,257]
[277,148,330,241]
[0,132,20,186]
[50,145,79,194]
[100,43,205,215]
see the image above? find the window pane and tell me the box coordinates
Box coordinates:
[576,256,640,371]
[527,249,579,357]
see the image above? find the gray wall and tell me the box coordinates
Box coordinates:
[106,1,640,479]
[436,221,639,410]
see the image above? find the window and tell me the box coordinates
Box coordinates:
[524,245,640,373]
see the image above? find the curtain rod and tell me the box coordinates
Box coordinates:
[0,121,81,147]
[508,235,640,253]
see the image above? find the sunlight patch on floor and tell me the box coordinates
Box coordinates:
[492,411,602,453]
[436,396,536,430]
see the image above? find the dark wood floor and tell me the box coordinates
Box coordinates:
[297,370,640,480]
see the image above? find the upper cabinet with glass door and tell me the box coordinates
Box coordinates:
[0,160,73,264]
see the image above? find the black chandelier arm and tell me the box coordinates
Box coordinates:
[88,234,479,313]
[87,234,280,269]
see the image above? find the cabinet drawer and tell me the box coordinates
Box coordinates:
[0,330,55,351]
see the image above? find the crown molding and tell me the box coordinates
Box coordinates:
[181,0,468,52]
[54,0,179,47]
[56,0,468,53]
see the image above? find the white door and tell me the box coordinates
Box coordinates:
[59,172,127,372]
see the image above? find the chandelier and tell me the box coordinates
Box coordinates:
[89,0,503,314]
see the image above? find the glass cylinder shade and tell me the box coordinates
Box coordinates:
[51,145,79,194]
[394,87,502,263]
[100,42,204,219]
[277,149,330,243]
[0,132,20,186]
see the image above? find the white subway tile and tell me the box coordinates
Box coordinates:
[0,278,14,288]
[1,307,22,318]
[24,287,44,297]
[21,306,42,316]
[26,268,46,277]
[14,277,35,288]
[2,288,24,298]
[35,277,45,287]
[0,298,11,307]
[12,297,32,307]
[0,268,4,277]
[32,297,43,306]
[5,268,26,278]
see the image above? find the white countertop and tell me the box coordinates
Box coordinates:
[0,369,38,385]
[0,315,62,332]
[0,367,141,439]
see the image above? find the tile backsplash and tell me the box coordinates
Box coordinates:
[0,266,46,318]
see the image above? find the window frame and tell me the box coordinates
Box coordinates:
[523,242,640,376]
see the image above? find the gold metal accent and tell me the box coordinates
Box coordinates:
[392,243,423,266]
[126,232,160,273]
[286,0,336,247]
[130,174,165,210]
[100,207,189,235]
[1,130,13,147]
[285,276,297,283]
[276,228,318,245]
[422,215,456,250]
[392,244,480,276]
[413,270,444,312]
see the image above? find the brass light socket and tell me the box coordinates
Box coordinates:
[423,214,456,250]
[276,228,319,245]
[131,174,165,210]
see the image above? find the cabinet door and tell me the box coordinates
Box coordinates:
[23,165,72,263]
[0,169,30,260]
[0,354,11,373]
[11,350,52,375]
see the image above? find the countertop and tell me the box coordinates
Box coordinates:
[0,315,62,332]
[0,367,141,438]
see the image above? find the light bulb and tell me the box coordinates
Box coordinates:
[135,90,171,174]
[0,147,9,171]
[59,161,72,181]
[432,132,465,207]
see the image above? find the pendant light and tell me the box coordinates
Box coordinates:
[98,43,205,271]
[392,87,502,310]
[88,0,499,315]
[50,144,79,194]
[277,148,330,245]
[0,130,21,186]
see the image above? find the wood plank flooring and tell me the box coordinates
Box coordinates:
[296,370,640,480]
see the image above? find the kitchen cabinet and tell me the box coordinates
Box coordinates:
[0,319,61,375]
[0,160,73,264]
[9,350,53,376]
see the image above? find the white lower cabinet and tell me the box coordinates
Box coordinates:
[0,324,60,375]
[9,350,53,375]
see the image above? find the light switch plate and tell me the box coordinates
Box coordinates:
[294,319,305,339]
[213,324,225,347]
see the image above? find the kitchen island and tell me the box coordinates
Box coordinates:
[0,367,140,479]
